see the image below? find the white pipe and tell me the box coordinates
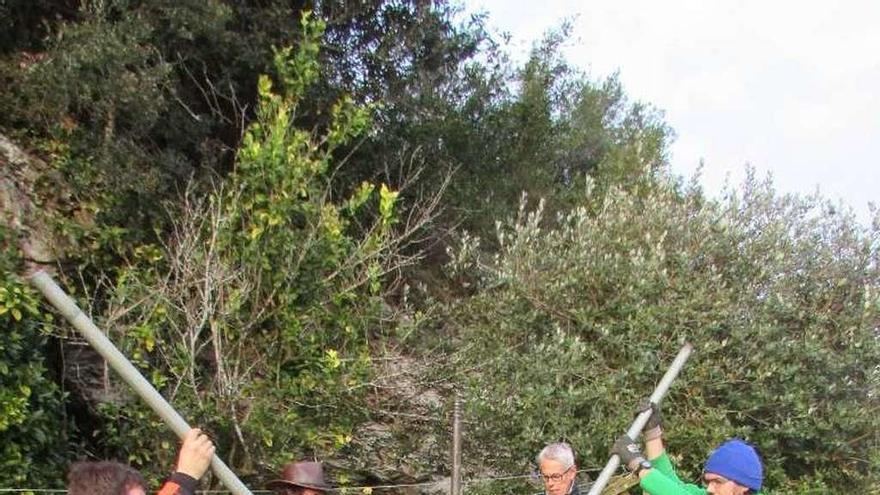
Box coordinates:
[586,343,694,495]
[29,270,254,495]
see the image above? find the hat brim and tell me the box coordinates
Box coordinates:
[265,479,332,491]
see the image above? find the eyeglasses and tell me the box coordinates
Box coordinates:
[540,465,573,482]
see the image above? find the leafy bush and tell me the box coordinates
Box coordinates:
[0,270,69,486]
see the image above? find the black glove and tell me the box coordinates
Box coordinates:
[637,398,663,439]
[611,434,646,471]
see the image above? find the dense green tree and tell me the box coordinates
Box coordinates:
[442,171,880,493]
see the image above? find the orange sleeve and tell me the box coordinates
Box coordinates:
[155,480,183,495]
[156,471,199,495]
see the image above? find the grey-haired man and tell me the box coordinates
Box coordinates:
[537,442,581,495]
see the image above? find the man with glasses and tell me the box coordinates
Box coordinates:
[536,442,582,495]
[611,401,764,495]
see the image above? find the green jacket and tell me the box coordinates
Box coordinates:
[640,451,764,495]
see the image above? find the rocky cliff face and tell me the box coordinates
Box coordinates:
[328,354,453,494]
[0,132,60,269]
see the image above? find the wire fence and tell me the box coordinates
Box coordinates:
[0,467,605,494]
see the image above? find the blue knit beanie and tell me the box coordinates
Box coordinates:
[704,439,763,491]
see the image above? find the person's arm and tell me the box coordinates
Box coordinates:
[641,399,664,461]
[613,436,704,495]
[644,424,682,481]
[638,466,706,495]
[639,398,682,482]
[644,428,664,460]
[643,450,685,486]
[156,428,216,495]
[632,400,706,494]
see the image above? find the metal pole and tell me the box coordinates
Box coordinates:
[451,395,463,495]
[586,343,693,495]
[28,270,254,495]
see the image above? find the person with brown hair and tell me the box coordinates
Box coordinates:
[67,461,146,495]
[67,428,216,495]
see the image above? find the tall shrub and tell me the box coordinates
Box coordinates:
[77,13,432,482]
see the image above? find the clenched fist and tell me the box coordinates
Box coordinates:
[175,428,216,479]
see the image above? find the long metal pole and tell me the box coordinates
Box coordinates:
[450,395,463,495]
[586,343,693,495]
[29,270,253,495]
